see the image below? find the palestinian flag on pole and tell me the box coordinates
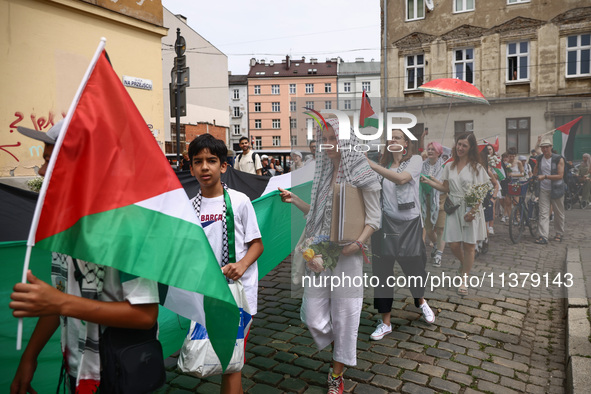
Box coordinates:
[24,40,239,369]
[554,116,582,161]
[359,90,379,128]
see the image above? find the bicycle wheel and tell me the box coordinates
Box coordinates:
[509,205,524,244]
[527,200,539,238]
[581,199,588,209]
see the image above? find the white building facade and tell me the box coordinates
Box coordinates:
[228,74,249,152]
[337,59,381,121]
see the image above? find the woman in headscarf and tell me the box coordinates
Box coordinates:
[366,129,436,343]
[421,133,489,295]
[420,141,447,267]
[279,118,381,393]
[579,153,591,204]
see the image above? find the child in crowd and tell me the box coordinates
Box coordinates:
[187,134,263,394]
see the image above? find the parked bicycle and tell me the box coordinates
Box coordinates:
[565,167,588,210]
[508,179,539,244]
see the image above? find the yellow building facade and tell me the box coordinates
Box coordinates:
[0,0,167,178]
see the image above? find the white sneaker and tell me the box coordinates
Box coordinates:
[488,226,495,235]
[501,216,508,223]
[433,254,442,267]
[370,320,392,341]
[420,301,436,324]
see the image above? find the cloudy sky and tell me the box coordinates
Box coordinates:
[162,0,382,75]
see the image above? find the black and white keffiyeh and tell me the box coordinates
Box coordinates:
[305,118,381,238]
[191,182,234,282]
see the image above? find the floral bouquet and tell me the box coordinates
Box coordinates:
[488,154,500,169]
[27,176,44,193]
[297,235,342,275]
[464,182,492,208]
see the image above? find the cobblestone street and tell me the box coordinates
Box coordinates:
[159,208,590,393]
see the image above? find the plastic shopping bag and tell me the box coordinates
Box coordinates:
[177,280,252,378]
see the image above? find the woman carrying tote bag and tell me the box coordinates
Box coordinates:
[367,129,436,342]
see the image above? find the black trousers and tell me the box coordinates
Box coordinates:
[372,249,427,313]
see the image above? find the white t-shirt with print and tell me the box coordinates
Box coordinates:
[196,189,262,314]
[382,155,423,220]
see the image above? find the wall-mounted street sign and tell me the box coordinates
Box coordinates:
[122,76,153,90]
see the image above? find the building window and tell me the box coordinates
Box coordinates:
[291,135,297,146]
[233,107,240,117]
[454,120,473,137]
[453,48,474,83]
[290,118,297,129]
[233,89,239,99]
[325,83,332,93]
[325,101,332,110]
[343,82,351,92]
[567,34,591,77]
[306,83,314,94]
[306,101,314,109]
[290,101,296,112]
[507,0,530,4]
[507,41,529,82]
[405,54,424,90]
[344,99,352,110]
[406,0,425,21]
[506,117,530,154]
[254,136,262,150]
[290,83,296,94]
[306,118,314,130]
[272,102,280,112]
[272,84,280,94]
[454,0,474,13]
[362,81,371,92]
[254,102,261,112]
[254,119,261,129]
[272,136,281,146]
[254,85,260,95]
[233,124,241,135]
[272,119,280,129]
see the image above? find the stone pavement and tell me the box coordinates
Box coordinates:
[158,208,590,393]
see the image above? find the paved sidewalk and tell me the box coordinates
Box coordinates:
[158,208,590,393]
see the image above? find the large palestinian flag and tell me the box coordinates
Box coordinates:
[23,41,239,369]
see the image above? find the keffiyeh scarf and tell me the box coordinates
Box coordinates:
[305,118,381,238]
[52,253,105,393]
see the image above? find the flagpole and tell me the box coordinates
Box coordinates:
[17,38,107,351]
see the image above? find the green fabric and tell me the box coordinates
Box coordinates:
[35,204,239,372]
[224,188,236,264]
[0,242,58,392]
[253,181,312,279]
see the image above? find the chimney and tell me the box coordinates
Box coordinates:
[269,60,274,66]
[301,56,306,62]
[286,55,291,69]
[175,14,188,24]
[250,58,257,67]
[260,59,265,65]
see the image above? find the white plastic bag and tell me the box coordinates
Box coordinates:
[177,280,252,378]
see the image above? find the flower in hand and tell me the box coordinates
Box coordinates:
[307,255,325,273]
